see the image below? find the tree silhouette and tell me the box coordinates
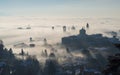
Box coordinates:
[44,59,59,75]
[103,53,120,75]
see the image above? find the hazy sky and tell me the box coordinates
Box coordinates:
[0,0,120,18]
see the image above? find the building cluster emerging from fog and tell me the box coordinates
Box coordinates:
[0,23,120,75]
[62,27,120,49]
[61,27,120,75]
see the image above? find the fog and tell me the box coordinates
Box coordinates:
[0,18,120,63]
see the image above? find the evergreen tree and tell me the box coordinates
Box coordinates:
[103,53,120,75]
[44,59,59,75]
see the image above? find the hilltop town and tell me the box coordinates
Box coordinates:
[0,24,120,75]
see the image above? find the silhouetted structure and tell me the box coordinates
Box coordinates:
[26,25,31,29]
[63,26,67,32]
[86,23,89,28]
[29,43,35,47]
[62,28,120,49]
[19,49,25,58]
[44,38,47,45]
[49,53,56,58]
[30,37,33,42]
[45,49,48,57]
[71,26,75,30]
[52,26,54,30]
[66,48,70,53]
[17,27,23,29]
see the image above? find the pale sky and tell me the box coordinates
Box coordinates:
[0,0,120,18]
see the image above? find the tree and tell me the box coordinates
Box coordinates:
[0,40,4,51]
[103,53,120,75]
[44,59,59,75]
[9,48,13,54]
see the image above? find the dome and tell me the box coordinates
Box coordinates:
[79,28,86,35]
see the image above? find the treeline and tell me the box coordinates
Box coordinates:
[0,40,120,75]
[0,40,41,75]
[0,40,62,75]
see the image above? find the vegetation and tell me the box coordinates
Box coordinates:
[0,40,41,75]
[103,53,120,75]
[0,40,62,75]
